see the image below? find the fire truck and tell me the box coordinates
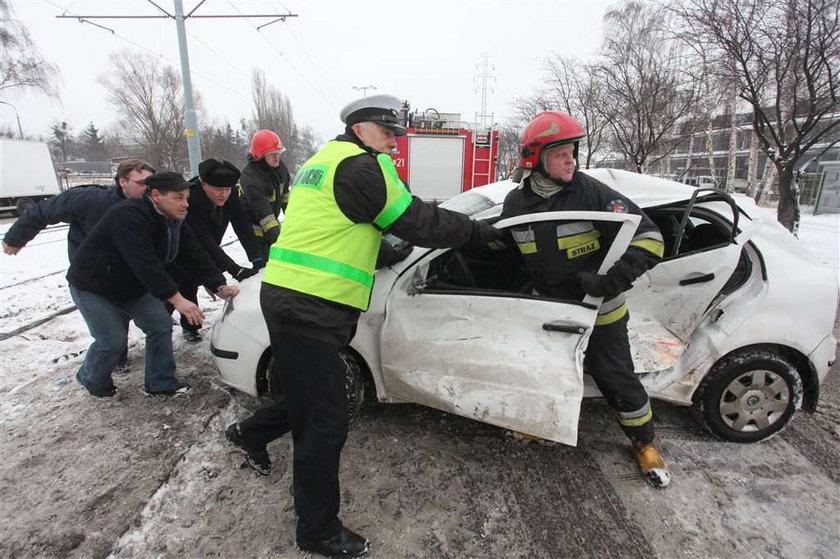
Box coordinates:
[390,104,499,202]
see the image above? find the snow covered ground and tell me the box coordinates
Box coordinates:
[0,208,838,558]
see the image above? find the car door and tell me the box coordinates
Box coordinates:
[628,191,759,342]
[379,211,639,446]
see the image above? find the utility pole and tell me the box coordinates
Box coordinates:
[0,101,24,139]
[57,1,297,176]
[353,85,377,97]
[474,53,495,130]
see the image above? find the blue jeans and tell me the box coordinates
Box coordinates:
[70,286,178,393]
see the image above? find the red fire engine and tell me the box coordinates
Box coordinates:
[390,105,499,201]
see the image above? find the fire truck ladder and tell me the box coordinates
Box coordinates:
[471,131,495,188]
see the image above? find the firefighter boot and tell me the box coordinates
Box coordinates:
[632,442,671,488]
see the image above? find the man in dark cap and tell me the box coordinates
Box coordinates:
[68,171,240,398]
[225,94,500,558]
[168,158,263,343]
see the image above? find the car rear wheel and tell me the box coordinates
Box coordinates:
[695,349,802,443]
[13,197,35,217]
[259,349,365,420]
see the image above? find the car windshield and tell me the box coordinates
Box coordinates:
[439,190,497,216]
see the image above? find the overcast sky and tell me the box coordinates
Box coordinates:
[2,0,616,146]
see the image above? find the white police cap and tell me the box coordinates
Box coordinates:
[340,94,406,136]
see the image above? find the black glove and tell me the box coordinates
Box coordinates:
[264,226,280,246]
[577,270,624,299]
[250,257,266,270]
[469,220,502,246]
[231,265,259,282]
[391,241,414,265]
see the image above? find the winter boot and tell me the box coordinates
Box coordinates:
[225,422,272,476]
[632,441,671,488]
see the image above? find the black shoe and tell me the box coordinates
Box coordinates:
[143,381,191,397]
[297,527,371,558]
[77,372,118,398]
[182,329,202,343]
[225,422,272,475]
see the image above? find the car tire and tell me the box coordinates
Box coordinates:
[695,349,802,443]
[260,350,365,420]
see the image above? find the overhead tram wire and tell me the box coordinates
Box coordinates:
[223,0,328,101]
[268,0,333,99]
[44,0,250,101]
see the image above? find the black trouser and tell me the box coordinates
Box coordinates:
[584,314,655,444]
[240,331,348,541]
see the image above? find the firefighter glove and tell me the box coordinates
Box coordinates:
[469,220,502,246]
[391,241,414,264]
[250,257,266,270]
[264,226,280,246]
[577,270,624,299]
[231,265,259,282]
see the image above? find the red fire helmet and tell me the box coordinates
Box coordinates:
[249,130,285,160]
[518,111,585,169]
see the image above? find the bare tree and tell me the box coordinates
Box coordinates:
[0,0,59,97]
[541,56,610,169]
[598,1,701,173]
[675,0,840,233]
[200,121,248,170]
[250,69,304,169]
[99,50,188,171]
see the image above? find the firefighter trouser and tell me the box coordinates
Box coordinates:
[584,313,655,444]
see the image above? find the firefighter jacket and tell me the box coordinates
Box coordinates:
[3,184,125,259]
[500,171,664,325]
[260,130,478,347]
[68,196,227,302]
[184,177,263,272]
[239,156,291,244]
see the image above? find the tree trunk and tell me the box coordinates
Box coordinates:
[754,162,776,206]
[776,166,800,235]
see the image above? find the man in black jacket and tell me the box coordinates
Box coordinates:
[68,171,240,398]
[2,159,155,258]
[239,130,292,260]
[225,95,500,558]
[170,158,263,342]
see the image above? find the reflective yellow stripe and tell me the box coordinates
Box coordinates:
[252,225,263,238]
[595,303,628,325]
[517,241,537,255]
[557,229,600,249]
[619,408,653,427]
[630,238,665,258]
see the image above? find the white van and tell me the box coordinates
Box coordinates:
[0,139,63,215]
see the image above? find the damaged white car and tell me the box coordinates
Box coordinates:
[211,169,837,445]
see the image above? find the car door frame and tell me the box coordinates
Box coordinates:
[378,211,640,445]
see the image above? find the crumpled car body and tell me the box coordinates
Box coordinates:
[211,169,837,445]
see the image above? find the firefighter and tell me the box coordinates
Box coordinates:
[501,111,671,488]
[224,94,500,557]
[239,130,291,261]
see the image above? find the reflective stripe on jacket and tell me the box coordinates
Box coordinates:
[262,140,412,310]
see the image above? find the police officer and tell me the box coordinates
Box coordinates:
[170,158,263,342]
[501,111,671,488]
[225,94,500,557]
[239,130,291,260]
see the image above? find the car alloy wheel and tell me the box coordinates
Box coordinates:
[695,349,802,443]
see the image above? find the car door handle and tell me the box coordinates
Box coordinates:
[542,321,588,334]
[679,272,716,286]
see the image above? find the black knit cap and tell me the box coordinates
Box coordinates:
[198,158,241,188]
[144,171,191,192]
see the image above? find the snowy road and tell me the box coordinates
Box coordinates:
[0,210,838,558]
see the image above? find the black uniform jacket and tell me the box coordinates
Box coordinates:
[261,129,480,347]
[3,184,125,259]
[500,170,663,299]
[239,156,292,226]
[184,177,262,272]
[68,196,226,302]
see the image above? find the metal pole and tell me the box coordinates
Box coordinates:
[173,0,201,175]
[0,101,25,138]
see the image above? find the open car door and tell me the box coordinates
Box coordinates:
[628,190,759,342]
[379,211,639,446]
